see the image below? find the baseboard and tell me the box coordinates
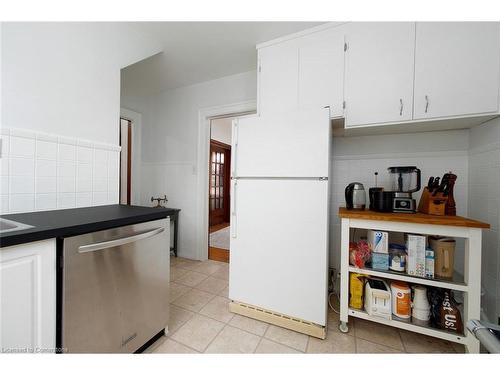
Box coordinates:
[229,301,326,339]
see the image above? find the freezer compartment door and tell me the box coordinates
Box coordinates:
[233,107,330,178]
[61,218,169,353]
[229,179,328,325]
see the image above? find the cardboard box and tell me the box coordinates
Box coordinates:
[372,252,389,271]
[368,230,388,253]
[406,234,426,277]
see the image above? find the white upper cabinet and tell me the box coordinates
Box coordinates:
[344,22,416,127]
[413,22,500,120]
[298,27,345,117]
[258,39,299,116]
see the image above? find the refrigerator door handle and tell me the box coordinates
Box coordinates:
[231,180,237,238]
[231,119,238,178]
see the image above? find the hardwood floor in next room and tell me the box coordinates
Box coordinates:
[145,257,466,354]
[209,222,230,263]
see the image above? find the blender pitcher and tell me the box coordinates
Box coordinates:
[387,166,421,213]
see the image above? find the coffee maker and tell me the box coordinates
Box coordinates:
[388,166,421,213]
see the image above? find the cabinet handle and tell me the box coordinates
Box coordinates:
[399,99,403,116]
[425,95,429,113]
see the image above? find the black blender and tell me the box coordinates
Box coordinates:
[388,166,421,213]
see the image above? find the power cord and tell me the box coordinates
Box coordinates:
[328,268,340,314]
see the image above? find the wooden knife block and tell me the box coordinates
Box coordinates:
[418,188,448,216]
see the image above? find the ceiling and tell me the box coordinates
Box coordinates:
[120,22,325,97]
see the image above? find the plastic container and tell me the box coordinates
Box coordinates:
[391,281,411,321]
[411,285,430,326]
[389,243,407,272]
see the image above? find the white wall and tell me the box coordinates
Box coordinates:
[121,71,257,259]
[1,22,161,145]
[210,117,232,145]
[468,117,500,322]
[330,129,470,272]
[0,22,161,214]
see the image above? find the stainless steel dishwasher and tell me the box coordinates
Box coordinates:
[60,218,170,353]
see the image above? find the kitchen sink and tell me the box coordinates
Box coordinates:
[0,218,34,234]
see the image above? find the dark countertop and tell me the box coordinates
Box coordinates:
[0,205,181,248]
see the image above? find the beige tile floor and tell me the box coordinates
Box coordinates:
[145,257,466,354]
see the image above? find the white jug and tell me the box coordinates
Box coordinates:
[411,285,430,326]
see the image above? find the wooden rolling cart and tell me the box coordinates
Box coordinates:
[338,208,490,353]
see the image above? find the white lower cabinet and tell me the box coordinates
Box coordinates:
[0,239,56,353]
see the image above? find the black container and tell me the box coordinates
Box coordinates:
[369,187,384,210]
[373,191,394,212]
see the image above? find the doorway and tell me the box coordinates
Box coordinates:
[208,117,234,262]
[119,118,132,205]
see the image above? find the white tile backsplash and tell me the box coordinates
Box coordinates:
[10,176,35,194]
[77,146,93,163]
[58,143,76,161]
[36,177,57,194]
[36,159,57,177]
[0,128,121,214]
[10,193,35,213]
[10,136,35,158]
[36,140,58,160]
[57,192,76,208]
[35,193,57,211]
[10,157,35,176]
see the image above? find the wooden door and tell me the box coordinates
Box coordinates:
[413,22,500,120]
[209,140,231,227]
[344,22,415,127]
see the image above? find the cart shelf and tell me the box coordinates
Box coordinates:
[348,266,468,292]
[348,308,466,344]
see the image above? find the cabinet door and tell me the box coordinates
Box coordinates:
[414,22,500,119]
[344,22,415,126]
[0,240,56,353]
[298,27,345,117]
[258,39,299,116]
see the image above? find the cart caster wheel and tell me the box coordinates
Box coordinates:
[339,322,349,333]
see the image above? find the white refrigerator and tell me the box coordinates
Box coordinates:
[229,107,330,329]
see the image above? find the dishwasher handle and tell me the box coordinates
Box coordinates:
[77,227,165,253]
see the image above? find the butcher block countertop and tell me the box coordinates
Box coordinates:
[338,207,490,229]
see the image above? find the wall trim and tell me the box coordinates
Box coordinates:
[333,150,469,161]
[0,127,121,152]
[195,100,257,261]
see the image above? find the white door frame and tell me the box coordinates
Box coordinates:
[195,100,257,260]
[120,107,143,206]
